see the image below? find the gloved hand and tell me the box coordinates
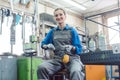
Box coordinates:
[65,45,75,52]
[47,44,55,50]
[42,44,55,50]
[62,54,70,64]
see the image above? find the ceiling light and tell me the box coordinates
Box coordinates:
[44,0,61,7]
[43,0,84,15]
[62,0,86,10]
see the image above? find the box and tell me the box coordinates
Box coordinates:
[17,57,43,80]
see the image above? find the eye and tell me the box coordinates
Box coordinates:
[60,14,63,16]
[55,14,58,17]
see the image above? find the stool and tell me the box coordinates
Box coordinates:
[50,69,70,80]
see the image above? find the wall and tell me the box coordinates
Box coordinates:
[86,18,99,35]
[0,0,83,55]
[38,3,83,27]
[0,0,34,14]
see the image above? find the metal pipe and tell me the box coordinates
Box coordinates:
[84,18,89,48]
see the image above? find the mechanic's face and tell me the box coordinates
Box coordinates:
[54,9,66,24]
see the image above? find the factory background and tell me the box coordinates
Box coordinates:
[0,0,120,80]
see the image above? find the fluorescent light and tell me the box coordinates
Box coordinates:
[44,0,86,10]
[43,0,85,15]
[44,0,61,7]
[62,0,86,10]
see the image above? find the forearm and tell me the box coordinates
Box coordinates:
[74,45,82,54]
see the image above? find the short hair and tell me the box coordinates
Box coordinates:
[54,8,66,15]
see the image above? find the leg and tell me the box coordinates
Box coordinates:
[37,59,63,80]
[67,58,85,80]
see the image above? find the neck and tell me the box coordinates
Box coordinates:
[58,23,66,29]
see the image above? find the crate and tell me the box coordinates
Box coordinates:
[0,56,17,80]
[17,57,43,80]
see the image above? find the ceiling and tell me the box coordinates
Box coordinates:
[39,0,120,17]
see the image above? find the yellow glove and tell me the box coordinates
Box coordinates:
[62,54,70,64]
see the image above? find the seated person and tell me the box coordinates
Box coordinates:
[37,8,84,80]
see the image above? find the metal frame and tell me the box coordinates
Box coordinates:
[84,8,120,36]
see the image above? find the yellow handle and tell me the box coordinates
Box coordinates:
[62,54,70,64]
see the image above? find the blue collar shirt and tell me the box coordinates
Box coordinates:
[41,24,82,54]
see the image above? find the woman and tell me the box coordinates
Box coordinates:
[37,8,84,80]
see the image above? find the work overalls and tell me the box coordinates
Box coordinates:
[37,28,85,80]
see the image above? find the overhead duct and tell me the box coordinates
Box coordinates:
[40,13,57,25]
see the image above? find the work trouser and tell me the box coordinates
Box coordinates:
[37,55,85,80]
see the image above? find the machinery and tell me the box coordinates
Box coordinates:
[80,49,120,79]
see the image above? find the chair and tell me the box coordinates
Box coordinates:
[50,69,70,80]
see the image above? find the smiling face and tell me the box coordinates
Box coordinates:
[54,8,66,26]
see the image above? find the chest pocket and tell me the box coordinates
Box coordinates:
[53,30,72,48]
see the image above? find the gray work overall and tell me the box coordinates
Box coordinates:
[37,28,85,80]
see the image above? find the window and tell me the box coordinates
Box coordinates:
[107,16,120,44]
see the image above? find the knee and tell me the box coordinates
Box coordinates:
[70,69,84,77]
[70,69,80,75]
[70,70,85,79]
